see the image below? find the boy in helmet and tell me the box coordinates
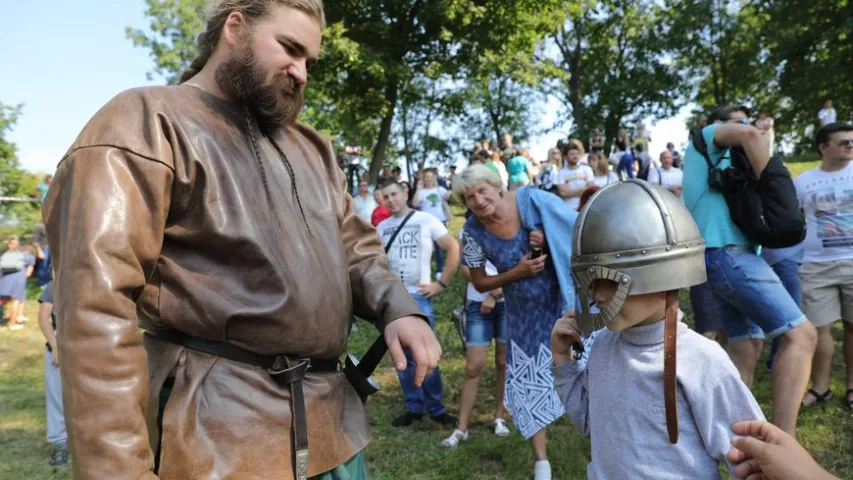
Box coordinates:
[551,180,764,479]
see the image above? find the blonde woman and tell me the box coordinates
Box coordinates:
[589,152,618,187]
[452,165,579,480]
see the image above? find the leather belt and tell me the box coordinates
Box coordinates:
[663,290,679,444]
[145,329,340,480]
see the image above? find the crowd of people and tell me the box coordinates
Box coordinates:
[340,105,852,480]
[8,1,849,478]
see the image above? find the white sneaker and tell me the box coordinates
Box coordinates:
[441,429,468,448]
[534,460,552,480]
[494,418,510,438]
[8,324,23,331]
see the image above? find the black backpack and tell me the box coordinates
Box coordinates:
[691,128,806,248]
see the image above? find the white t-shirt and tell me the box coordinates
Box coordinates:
[353,194,378,223]
[795,163,853,263]
[458,229,503,303]
[416,186,450,222]
[818,107,837,126]
[377,211,449,294]
[647,167,684,189]
[558,164,595,210]
[593,171,619,188]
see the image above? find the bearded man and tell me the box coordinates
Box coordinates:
[42,1,442,479]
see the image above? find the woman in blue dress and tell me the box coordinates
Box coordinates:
[0,236,36,330]
[453,165,576,480]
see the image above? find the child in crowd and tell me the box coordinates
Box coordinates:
[551,180,764,479]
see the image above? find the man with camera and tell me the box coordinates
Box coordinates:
[682,105,817,436]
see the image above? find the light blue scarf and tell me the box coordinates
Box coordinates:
[515,186,578,314]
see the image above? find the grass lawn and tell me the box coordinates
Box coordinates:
[2,160,851,479]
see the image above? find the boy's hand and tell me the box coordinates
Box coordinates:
[551,311,581,366]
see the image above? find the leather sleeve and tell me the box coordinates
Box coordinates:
[43,147,173,480]
[334,168,424,330]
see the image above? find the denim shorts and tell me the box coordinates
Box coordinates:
[689,283,725,334]
[705,246,807,343]
[465,301,507,347]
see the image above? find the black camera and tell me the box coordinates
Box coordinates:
[708,166,747,194]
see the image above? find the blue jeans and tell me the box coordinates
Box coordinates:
[432,221,447,276]
[767,259,803,367]
[397,293,445,416]
[617,155,635,179]
[433,241,446,277]
[465,301,507,347]
[705,246,807,344]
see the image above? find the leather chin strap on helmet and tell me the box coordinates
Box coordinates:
[664,290,679,444]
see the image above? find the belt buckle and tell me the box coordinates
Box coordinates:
[269,356,311,378]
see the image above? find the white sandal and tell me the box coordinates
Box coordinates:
[441,429,468,448]
[494,418,510,438]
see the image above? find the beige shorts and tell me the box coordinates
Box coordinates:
[799,259,853,328]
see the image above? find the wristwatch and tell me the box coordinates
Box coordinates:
[437,279,448,289]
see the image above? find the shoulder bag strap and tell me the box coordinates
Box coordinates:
[384,210,416,253]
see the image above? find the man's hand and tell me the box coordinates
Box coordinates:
[529,229,545,249]
[728,420,839,480]
[50,342,59,367]
[384,316,442,387]
[418,281,444,298]
[551,311,581,367]
[481,294,496,314]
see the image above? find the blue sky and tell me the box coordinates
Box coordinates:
[2,0,688,174]
[3,0,158,174]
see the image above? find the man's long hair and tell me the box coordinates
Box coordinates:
[179,0,325,84]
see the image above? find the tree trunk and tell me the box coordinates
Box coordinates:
[603,110,622,155]
[568,18,585,135]
[370,79,399,184]
[400,101,414,183]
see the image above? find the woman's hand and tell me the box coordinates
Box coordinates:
[551,311,582,366]
[481,294,496,314]
[529,229,545,249]
[513,252,547,278]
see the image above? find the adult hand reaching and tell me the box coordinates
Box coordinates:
[514,252,547,278]
[384,315,442,387]
[727,420,839,480]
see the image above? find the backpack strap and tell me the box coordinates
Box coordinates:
[691,127,722,170]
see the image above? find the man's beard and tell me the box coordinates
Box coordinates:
[215,42,304,134]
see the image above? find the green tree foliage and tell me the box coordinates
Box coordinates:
[0,104,43,235]
[538,0,684,149]
[126,0,851,165]
[758,0,852,151]
[125,0,207,84]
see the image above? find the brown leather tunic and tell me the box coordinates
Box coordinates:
[43,85,421,479]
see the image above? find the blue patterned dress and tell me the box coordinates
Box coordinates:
[461,215,565,439]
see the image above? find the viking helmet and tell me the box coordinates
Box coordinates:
[571,180,706,335]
